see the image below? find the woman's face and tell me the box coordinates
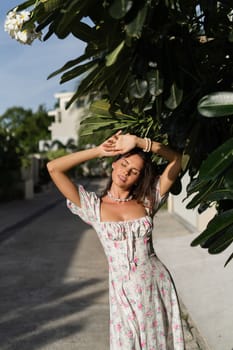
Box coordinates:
[111,154,144,190]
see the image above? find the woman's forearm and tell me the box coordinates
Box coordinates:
[47,146,101,174]
[135,137,181,163]
[135,136,182,195]
[46,146,103,206]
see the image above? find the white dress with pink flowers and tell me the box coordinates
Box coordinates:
[67,182,185,350]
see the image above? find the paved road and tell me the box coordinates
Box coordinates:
[0,179,209,349]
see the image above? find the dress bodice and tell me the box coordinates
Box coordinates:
[67,184,162,280]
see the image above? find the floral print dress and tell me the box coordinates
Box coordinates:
[67,181,185,350]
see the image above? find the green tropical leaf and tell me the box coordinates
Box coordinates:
[109,0,133,19]
[199,137,233,180]
[55,0,81,29]
[40,0,64,12]
[224,167,233,189]
[54,0,92,37]
[80,120,116,136]
[191,208,233,246]
[126,3,148,38]
[80,114,131,136]
[105,41,125,67]
[71,22,95,42]
[229,29,233,43]
[41,0,63,13]
[14,0,36,12]
[97,48,133,103]
[60,60,99,84]
[205,189,233,202]
[35,11,59,33]
[129,79,148,99]
[71,63,106,95]
[65,65,102,108]
[208,225,233,254]
[198,92,233,117]
[47,54,91,79]
[89,100,111,116]
[224,252,233,267]
[186,179,219,209]
[90,99,137,120]
[164,83,183,110]
[147,70,163,97]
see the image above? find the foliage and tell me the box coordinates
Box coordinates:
[42,138,77,152]
[198,92,233,118]
[45,148,69,160]
[0,105,50,200]
[0,126,23,200]
[186,94,233,265]
[6,1,233,263]
[78,119,115,177]
[0,105,50,157]
[79,111,114,145]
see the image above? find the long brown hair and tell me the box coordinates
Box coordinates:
[101,148,159,210]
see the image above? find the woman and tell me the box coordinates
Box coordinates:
[47,131,185,350]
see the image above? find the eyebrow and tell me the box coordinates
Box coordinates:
[123,158,141,172]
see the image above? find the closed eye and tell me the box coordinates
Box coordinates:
[132,169,140,176]
[120,159,141,176]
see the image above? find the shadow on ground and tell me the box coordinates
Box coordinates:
[0,180,109,350]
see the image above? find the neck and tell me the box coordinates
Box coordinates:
[107,186,132,203]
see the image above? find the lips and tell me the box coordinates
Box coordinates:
[118,175,127,183]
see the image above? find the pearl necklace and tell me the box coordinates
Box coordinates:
[107,191,133,203]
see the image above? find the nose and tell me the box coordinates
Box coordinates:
[123,168,130,176]
[124,167,132,176]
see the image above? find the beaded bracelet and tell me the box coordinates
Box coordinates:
[143,137,152,152]
[143,137,148,152]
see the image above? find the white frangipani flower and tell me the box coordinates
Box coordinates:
[18,10,31,22]
[4,7,41,45]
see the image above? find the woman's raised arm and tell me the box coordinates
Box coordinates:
[47,131,123,206]
[147,141,182,197]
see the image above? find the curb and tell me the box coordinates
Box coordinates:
[180,300,211,350]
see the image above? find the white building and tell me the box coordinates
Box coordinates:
[39,91,89,151]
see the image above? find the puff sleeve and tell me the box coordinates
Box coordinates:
[66,185,99,225]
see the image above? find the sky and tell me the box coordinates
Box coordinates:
[0,1,86,115]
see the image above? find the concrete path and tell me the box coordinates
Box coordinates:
[154,211,233,350]
[0,180,109,350]
[0,178,230,349]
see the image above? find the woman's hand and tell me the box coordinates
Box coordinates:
[98,131,137,156]
[115,133,137,153]
[98,131,123,157]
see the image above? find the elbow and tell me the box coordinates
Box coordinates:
[46,161,55,174]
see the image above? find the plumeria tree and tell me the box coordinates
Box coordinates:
[5,0,233,264]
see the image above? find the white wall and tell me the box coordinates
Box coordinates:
[48,92,88,145]
[168,172,216,232]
